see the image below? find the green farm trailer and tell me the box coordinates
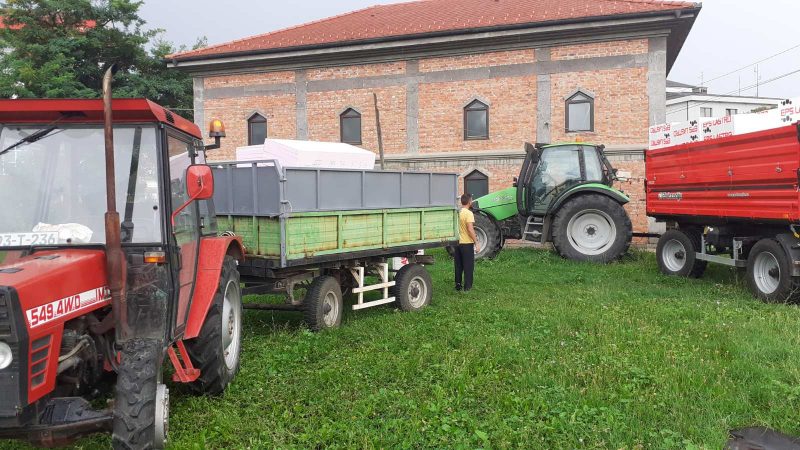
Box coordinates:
[211,161,458,330]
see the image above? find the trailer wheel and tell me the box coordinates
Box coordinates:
[304,276,343,331]
[394,264,432,312]
[185,256,242,395]
[112,339,167,450]
[474,213,503,260]
[656,229,707,278]
[747,239,800,303]
[551,194,632,263]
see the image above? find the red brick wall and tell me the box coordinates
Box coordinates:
[198,37,654,236]
[204,71,295,88]
[551,39,648,60]
[204,94,297,161]
[550,67,649,145]
[307,62,406,80]
[419,49,536,72]
[306,86,407,154]
[417,77,537,152]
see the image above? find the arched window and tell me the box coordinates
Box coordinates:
[340,108,362,144]
[464,100,489,140]
[464,170,489,199]
[565,91,594,132]
[247,113,267,145]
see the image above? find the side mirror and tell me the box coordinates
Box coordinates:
[171,165,214,228]
[186,165,214,200]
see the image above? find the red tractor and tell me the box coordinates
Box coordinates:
[0,69,244,448]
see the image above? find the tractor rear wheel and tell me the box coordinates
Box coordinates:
[474,213,502,260]
[304,276,343,331]
[551,194,632,263]
[185,256,243,395]
[747,239,800,303]
[656,229,707,278]
[112,339,167,450]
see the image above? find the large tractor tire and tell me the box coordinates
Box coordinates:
[474,213,503,260]
[303,275,343,331]
[746,238,800,303]
[393,263,433,312]
[185,256,243,395]
[112,339,168,450]
[551,194,632,263]
[656,229,707,278]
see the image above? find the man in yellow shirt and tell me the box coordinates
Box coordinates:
[455,194,480,292]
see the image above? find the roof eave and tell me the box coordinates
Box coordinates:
[167,6,701,72]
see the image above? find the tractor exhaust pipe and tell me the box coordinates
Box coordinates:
[102,65,128,341]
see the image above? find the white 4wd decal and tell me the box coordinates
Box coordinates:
[26,287,111,328]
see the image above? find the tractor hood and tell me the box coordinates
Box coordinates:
[0,250,110,330]
[473,187,519,221]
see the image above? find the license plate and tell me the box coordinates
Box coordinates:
[0,232,59,247]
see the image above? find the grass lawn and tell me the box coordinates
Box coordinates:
[7,247,800,449]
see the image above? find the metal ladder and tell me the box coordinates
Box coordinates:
[522,216,544,242]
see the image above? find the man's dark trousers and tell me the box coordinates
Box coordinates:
[454,243,475,291]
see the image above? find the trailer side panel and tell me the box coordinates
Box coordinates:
[646,123,800,222]
[218,207,457,262]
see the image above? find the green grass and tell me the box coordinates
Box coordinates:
[7,248,800,449]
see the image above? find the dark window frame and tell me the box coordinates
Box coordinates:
[340,108,362,145]
[565,91,594,133]
[464,169,489,198]
[463,100,489,140]
[247,113,267,146]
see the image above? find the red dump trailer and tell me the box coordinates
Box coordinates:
[646,122,800,301]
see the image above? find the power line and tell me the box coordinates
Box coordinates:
[701,42,800,87]
[684,67,800,111]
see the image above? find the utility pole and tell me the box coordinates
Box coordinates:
[372,92,385,170]
[754,65,761,97]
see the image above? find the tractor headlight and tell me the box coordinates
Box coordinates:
[0,342,11,370]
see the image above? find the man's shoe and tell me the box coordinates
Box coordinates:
[455,284,463,292]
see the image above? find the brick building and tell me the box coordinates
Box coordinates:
[168,0,700,235]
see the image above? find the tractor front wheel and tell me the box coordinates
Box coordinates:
[185,256,243,395]
[551,194,632,263]
[112,339,168,450]
[474,213,503,260]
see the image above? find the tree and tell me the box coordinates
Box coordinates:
[0,0,203,117]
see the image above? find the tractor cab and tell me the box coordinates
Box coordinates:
[0,99,212,342]
[0,94,244,449]
[516,142,617,216]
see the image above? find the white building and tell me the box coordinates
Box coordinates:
[666,80,782,122]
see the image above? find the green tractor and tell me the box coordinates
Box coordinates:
[471,142,632,262]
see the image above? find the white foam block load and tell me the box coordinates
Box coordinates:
[701,115,736,141]
[671,120,701,146]
[648,121,701,150]
[648,122,674,150]
[778,97,800,125]
[235,139,377,170]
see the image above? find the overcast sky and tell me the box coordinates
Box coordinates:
[141,0,800,99]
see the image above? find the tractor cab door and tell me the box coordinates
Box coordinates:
[165,132,202,338]
[527,145,596,215]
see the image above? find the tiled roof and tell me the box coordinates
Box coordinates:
[171,0,698,60]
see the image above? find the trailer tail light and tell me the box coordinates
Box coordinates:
[144,252,166,264]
